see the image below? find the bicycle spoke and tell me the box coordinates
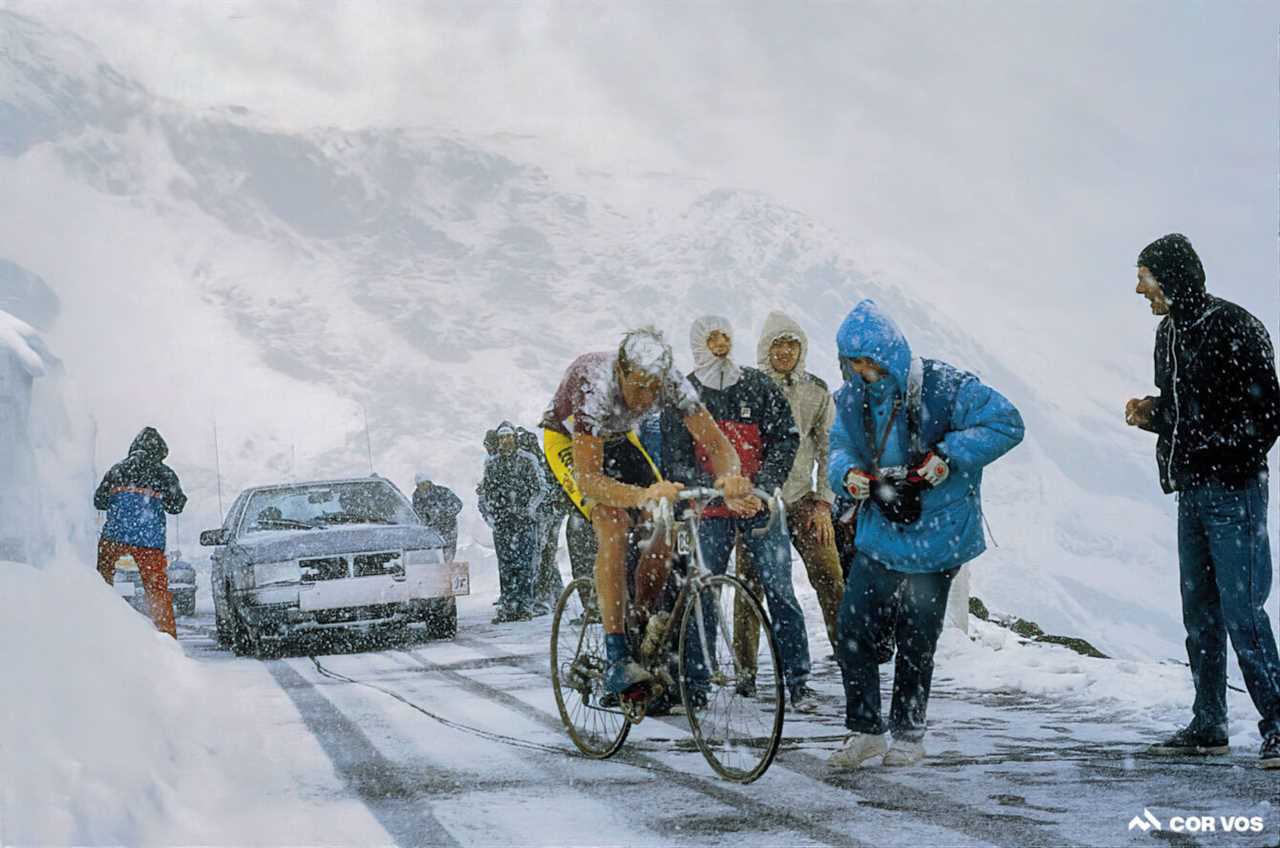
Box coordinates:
[679,574,785,783]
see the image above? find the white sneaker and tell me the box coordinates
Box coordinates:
[882,738,925,766]
[827,732,888,770]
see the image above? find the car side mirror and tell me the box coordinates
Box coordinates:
[200,529,228,547]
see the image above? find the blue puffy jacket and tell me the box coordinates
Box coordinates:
[827,300,1024,573]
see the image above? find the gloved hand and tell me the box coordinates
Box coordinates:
[914,450,949,487]
[843,469,875,501]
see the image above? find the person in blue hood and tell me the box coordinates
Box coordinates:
[825,300,1024,768]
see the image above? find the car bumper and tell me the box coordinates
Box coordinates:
[235,561,467,638]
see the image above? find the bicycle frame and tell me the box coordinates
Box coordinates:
[648,487,787,687]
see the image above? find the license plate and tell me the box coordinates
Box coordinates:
[451,573,470,595]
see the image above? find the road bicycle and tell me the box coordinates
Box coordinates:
[550,486,787,783]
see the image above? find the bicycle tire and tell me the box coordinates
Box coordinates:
[677,573,785,783]
[550,578,630,758]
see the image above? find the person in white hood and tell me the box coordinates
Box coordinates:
[745,311,845,652]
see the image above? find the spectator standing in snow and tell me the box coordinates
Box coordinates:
[518,427,568,614]
[477,422,543,623]
[1125,233,1280,768]
[663,316,816,712]
[826,300,1023,769]
[412,474,463,562]
[94,427,187,638]
[744,311,846,655]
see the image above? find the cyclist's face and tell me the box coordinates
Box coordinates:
[706,330,732,358]
[619,367,662,412]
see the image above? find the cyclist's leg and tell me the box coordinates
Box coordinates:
[742,512,811,690]
[633,513,674,618]
[592,505,635,636]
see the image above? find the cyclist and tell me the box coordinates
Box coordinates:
[541,326,753,697]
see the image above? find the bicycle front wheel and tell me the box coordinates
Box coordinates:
[550,577,630,758]
[677,574,785,783]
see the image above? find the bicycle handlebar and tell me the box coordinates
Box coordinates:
[650,486,788,545]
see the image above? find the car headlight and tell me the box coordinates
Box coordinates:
[253,561,302,586]
[404,548,443,566]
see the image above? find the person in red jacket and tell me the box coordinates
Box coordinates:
[662,316,816,712]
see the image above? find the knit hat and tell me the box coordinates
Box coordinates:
[1137,233,1205,306]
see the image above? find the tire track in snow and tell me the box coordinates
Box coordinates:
[448,635,1082,848]
[266,658,462,848]
[391,647,867,848]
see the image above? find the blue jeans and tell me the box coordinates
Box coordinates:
[683,512,811,690]
[1178,477,1280,738]
[837,552,956,740]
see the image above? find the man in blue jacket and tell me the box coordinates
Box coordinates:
[826,300,1024,768]
[94,427,187,637]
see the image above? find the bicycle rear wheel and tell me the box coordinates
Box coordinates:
[550,577,630,758]
[677,574,785,783]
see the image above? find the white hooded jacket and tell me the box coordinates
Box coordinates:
[757,311,837,506]
[689,315,742,391]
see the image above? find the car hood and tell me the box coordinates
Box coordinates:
[231,525,443,563]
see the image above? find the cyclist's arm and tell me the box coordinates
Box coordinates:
[571,431,653,509]
[682,407,742,483]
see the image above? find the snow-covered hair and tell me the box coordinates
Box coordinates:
[617,326,673,380]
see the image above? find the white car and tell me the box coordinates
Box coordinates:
[201,476,469,657]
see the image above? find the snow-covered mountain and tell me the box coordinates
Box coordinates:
[2,9,1273,661]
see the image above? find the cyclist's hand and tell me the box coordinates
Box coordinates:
[715,474,753,501]
[726,494,763,517]
[642,480,683,506]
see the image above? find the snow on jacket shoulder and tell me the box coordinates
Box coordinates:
[757,310,836,505]
[95,427,186,550]
[827,300,1024,573]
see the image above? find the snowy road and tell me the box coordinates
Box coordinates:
[177,608,1278,848]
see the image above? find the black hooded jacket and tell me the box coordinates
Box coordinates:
[661,367,799,515]
[1138,234,1280,492]
[94,427,187,548]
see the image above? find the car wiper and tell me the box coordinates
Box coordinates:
[320,512,393,525]
[252,517,323,530]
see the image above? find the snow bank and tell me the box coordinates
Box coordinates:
[937,620,1268,747]
[0,561,386,845]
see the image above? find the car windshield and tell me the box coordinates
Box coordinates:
[241,481,418,534]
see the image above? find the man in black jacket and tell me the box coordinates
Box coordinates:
[1125,233,1280,768]
[477,422,543,623]
[664,316,815,712]
[412,473,463,561]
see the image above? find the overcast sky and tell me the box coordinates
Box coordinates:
[7,0,1279,361]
